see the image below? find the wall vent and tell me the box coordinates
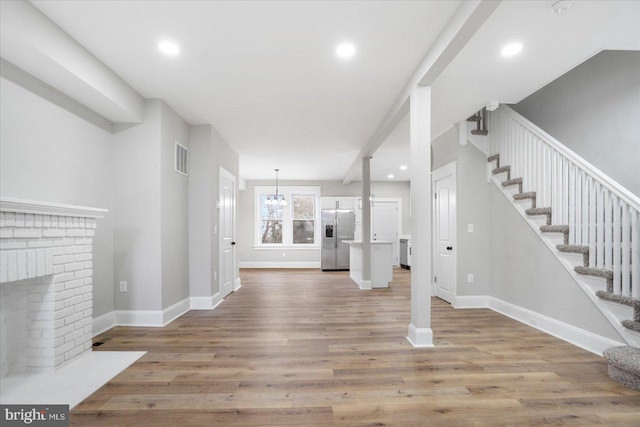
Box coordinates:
[175,141,188,176]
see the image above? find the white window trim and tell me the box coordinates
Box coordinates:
[254,186,321,249]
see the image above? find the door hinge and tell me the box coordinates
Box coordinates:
[434,193,438,199]
[434,276,437,283]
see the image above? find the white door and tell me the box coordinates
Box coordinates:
[372,201,399,266]
[433,163,457,304]
[219,168,236,299]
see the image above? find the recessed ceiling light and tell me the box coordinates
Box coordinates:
[399,165,408,171]
[336,42,356,59]
[501,42,523,58]
[387,174,395,179]
[158,40,180,56]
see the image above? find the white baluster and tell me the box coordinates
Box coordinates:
[575,169,582,245]
[604,189,612,270]
[569,163,576,245]
[613,197,621,295]
[596,184,604,269]
[632,209,639,299]
[621,202,630,296]
[589,177,597,268]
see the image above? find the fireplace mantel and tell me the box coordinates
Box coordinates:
[0,197,107,218]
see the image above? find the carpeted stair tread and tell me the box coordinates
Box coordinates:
[603,346,640,391]
[513,192,536,200]
[513,192,537,208]
[556,244,589,266]
[621,320,640,333]
[492,166,511,176]
[501,178,522,186]
[525,207,552,225]
[541,224,569,244]
[557,244,589,254]
[595,291,640,310]
[487,154,500,163]
[540,225,569,233]
[576,266,613,290]
[501,178,523,193]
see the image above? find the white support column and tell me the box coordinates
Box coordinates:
[407,85,433,348]
[362,157,372,287]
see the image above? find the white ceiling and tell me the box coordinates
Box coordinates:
[21,1,640,182]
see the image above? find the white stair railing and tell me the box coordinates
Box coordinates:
[487,105,640,299]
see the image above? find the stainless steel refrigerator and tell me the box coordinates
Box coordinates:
[321,209,356,271]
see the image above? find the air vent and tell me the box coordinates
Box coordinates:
[175,141,188,176]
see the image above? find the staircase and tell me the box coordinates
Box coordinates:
[475,105,640,347]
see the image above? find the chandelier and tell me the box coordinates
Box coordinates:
[265,169,287,206]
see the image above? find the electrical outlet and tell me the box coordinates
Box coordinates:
[119,281,128,292]
[467,274,474,283]
[468,224,474,233]
[282,251,287,257]
[214,271,217,280]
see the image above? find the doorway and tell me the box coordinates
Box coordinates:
[432,162,457,304]
[219,167,237,299]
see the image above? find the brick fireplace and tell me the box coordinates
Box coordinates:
[0,197,106,378]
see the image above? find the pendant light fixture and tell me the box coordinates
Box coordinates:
[265,169,287,206]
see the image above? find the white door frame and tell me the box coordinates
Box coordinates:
[431,161,457,300]
[219,167,239,298]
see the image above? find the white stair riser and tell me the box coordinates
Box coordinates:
[541,233,565,247]
[579,274,608,294]
[557,251,586,269]
[528,215,548,228]
[601,300,635,323]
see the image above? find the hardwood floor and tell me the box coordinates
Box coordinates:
[74,268,640,426]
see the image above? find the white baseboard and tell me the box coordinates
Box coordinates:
[407,323,434,348]
[92,311,115,337]
[234,277,242,291]
[190,292,223,310]
[163,298,190,325]
[239,261,320,269]
[453,295,490,308]
[487,297,624,356]
[114,298,190,327]
[357,279,372,290]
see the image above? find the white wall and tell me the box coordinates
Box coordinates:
[189,124,239,300]
[112,100,162,312]
[488,184,622,341]
[0,76,115,318]
[188,126,214,299]
[456,142,490,297]
[431,126,457,171]
[512,50,640,196]
[160,102,190,309]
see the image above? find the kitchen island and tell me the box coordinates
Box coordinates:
[342,240,394,289]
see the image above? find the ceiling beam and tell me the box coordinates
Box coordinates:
[342,0,501,185]
[0,0,144,124]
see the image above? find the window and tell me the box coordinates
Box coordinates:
[259,194,283,244]
[254,186,320,248]
[292,194,315,244]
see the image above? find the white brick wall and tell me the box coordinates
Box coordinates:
[0,210,99,378]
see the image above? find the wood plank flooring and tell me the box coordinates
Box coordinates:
[74,268,640,426]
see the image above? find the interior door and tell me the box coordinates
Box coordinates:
[372,201,398,266]
[433,167,456,303]
[219,168,236,298]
